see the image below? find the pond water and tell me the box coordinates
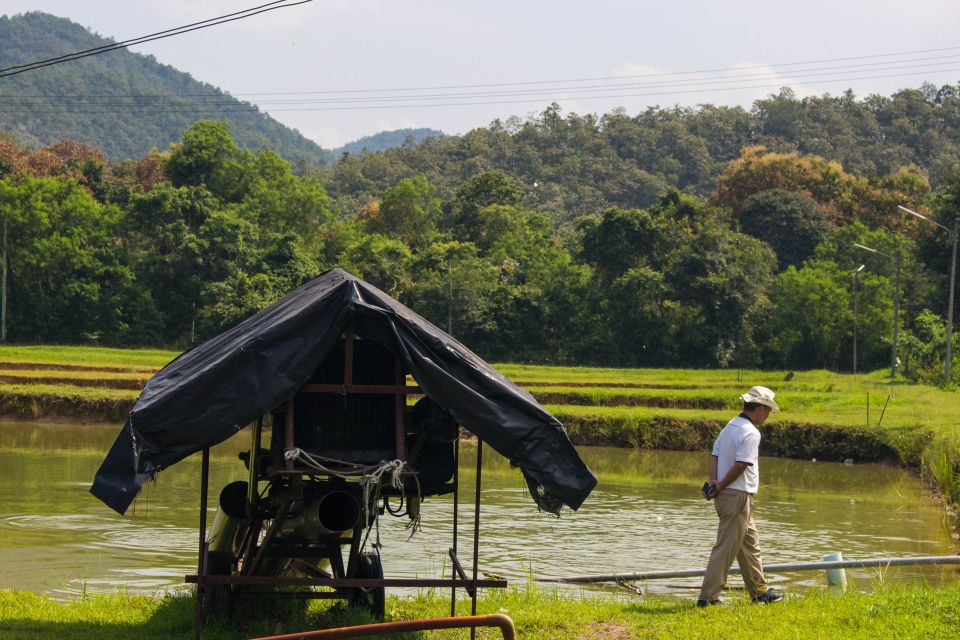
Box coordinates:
[0,421,956,600]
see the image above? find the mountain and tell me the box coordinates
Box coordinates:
[336,128,444,155]
[0,12,332,166]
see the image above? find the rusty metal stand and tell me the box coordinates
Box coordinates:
[470,439,482,640]
[449,437,459,617]
[194,447,210,640]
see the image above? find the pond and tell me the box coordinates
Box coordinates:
[0,421,956,599]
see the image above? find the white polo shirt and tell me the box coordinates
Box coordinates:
[712,414,761,494]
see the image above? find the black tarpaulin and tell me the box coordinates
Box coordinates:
[91,268,597,515]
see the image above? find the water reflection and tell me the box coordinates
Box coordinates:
[0,421,955,599]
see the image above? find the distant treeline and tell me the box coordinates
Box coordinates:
[2,86,960,380]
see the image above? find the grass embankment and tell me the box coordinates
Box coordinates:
[0,346,957,533]
[2,585,959,639]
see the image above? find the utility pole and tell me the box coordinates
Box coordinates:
[946,217,958,382]
[898,206,958,383]
[854,243,900,380]
[446,258,453,336]
[893,251,901,379]
[1,217,6,343]
[853,264,865,374]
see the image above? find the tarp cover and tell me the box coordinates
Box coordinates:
[91,269,597,515]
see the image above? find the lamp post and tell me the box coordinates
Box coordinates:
[853,264,865,374]
[898,205,958,382]
[854,243,901,379]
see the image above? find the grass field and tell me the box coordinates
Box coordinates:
[2,584,959,640]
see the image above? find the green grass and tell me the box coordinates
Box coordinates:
[2,585,959,639]
[0,383,140,401]
[0,369,149,381]
[0,345,175,369]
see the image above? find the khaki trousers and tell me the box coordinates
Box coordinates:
[698,489,768,600]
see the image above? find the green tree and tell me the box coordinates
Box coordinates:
[164,121,255,203]
[445,170,523,237]
[737,189,833,270]
[365,176,439,245]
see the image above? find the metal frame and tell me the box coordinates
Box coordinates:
[189,322,502,638]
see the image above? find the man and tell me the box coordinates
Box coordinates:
[697,385,784,607]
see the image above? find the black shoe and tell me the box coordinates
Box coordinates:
[752,589,784,604]
[696,599,722,608]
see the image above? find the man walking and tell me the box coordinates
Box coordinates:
[697,385,784,607]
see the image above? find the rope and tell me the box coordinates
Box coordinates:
[283,448,422,546]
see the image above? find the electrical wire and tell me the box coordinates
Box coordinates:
[0,0,313,79]
[5,56,958,109]
[1,66,957,116]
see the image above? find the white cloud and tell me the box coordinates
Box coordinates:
[297,124,344,149]
[371,117,419,132]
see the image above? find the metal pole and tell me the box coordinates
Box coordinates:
[853,270,859,374]
[1,217,7,343]
[946,218,958,383]
[470,439,483,640]
[247,614,517,640]
[891,252,901,380]
[194,447,210,640]
[450,438,459,617]
[447,258,453,336]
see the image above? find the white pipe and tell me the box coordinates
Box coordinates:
[536,555,960,584]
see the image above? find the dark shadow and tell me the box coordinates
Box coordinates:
[0,593,426,640]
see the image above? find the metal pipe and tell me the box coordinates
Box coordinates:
[450,437,459,617]
[194,447,210,640]
[247,614,516,640]
[284,399,294,471]
[947,217,958,382]
[892,251,901,379]
[470,439,483,639]
[536,555,960,584]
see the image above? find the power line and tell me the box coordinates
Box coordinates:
[2,67,957,116]
[0,0,313,79]
[5,56,958,108]
[4,45,960,99]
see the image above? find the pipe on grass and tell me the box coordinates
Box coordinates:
[247,613,516,640]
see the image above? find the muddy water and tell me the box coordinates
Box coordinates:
[0,421,955,599]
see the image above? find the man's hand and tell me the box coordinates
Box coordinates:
[702,481,718,500]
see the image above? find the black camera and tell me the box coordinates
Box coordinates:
[701,481,717,498]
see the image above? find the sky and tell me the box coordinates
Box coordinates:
[3,0,960,149]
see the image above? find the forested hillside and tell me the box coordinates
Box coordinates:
[319,87,960,220]
[2,82,960,379]
[0,12,331,166]
[336,128,445,155]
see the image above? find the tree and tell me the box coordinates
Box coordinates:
[164,121,255,203]
[365,176,439,245]
[577,206,675,284]
[407,241,498,337]
[737,189,833,270]
[445,170,523,237]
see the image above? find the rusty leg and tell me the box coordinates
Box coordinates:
[450,437,459,617]
[194,447,210,640]
[470,439,482,639]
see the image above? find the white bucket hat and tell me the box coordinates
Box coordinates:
[741,385,780,412]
